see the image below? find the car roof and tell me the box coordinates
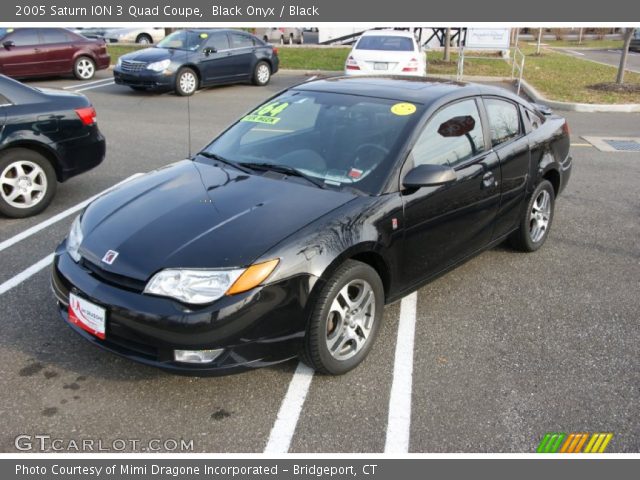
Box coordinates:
[293,76,529,108]
[360,29,416,39]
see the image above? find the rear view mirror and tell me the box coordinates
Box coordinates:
[3,40,15,49]
[402,164,456,189]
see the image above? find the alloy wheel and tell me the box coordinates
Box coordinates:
[179,71,197,94]
[529,189,551,243]
[0,160,48,209]
[76,58,95,79]
[256,64,270,84]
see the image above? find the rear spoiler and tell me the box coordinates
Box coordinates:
[531,103,553,116]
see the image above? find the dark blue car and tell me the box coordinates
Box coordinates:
[113,29,279,96]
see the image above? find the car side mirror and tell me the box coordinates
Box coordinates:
[203,47,216,56]
[3,40,15,49]
[402,164,457,189]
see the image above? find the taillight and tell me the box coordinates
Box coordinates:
[402,58,419,72]
[562,121,570,136]
[272,47,278,56]
[75,106,96,126]
[345,55,360,70]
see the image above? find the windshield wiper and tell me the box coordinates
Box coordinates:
[197,152,252,174]
[239,162,326,189]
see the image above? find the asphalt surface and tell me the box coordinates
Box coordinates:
[556,48,640,73]
[0,70,638,453]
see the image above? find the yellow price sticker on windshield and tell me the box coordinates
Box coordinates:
[391,102,416,116]
[199,33,209,39]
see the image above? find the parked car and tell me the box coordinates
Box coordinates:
[70,27,111,40]
[0,28,110,80]
[103,27,166,45]
[255,27,304,45]
[630,28,640,52]
[0,75,105,217]
[52,76,571,375]
[113,29,279,96]
[345,29,427,77]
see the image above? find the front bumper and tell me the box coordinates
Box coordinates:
[113,67,175,90]
[51,246,314,375]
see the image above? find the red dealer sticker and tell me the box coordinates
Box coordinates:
[68,293,106,339]
[348,168,363,179]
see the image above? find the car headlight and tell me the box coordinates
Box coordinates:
[116,57,123,67]
[146,59,171,72]
[144,259,279,304]
[66,215,84,262]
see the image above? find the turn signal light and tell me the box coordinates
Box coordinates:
[75,106,96,126]
[402,58,419,72]
[226,259,280,295]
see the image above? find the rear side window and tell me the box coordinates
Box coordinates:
[230,33,254,48]
[207,33,229,51]
[525,108,542,130]
[0,93,10,105]
[356,35,414,52]
[485,98,521,146]
[40,29,70,44]
[411,99,486,168]
[6,29,40,46]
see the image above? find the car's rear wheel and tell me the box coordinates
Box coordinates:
[302,260,384,375]
[136,34,152,45]
[175,68,198,96]
[509,179,555,252]
[252,61,271,86]
[0,149,56,218]
[73,56,95,80]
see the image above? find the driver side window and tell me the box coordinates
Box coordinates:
[410,99,485,168]
[206,33,229,51]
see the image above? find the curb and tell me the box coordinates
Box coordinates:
[280,70,640,113]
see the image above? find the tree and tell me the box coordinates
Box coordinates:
[616,28,635,84]
[444,28,451,62]
[164,28,176,37]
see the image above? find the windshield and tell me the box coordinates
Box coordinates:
[156,30,208,51]
[356,35,415,51]
[201,90,423,195]
[0,28,14,40]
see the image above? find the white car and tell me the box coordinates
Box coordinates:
[344,30,427,77]
[103,27,166,45]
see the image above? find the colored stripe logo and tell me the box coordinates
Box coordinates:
[537,433,613,453]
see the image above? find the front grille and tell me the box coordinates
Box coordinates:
[120,60,147,73]
[80,258,146,292]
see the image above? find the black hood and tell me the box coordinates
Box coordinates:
[79,160,356,281]
[121,47,185,63]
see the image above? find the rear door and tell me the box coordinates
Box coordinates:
[400,97,501,286]
[482,97,531,239]
[39,28,75,74]
[0,29,44,77]
[226,32,256,79]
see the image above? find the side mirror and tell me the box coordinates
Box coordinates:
[402,164,456,189]
[3,40,15,49]
[203,47,216,56]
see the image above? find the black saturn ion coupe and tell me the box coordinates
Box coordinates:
[52,76,572,375]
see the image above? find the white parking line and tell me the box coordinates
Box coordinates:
[63,78,113,90]
[0,253,54,296]
[384,292,418,453]
[264,362,314,453]
[73,81,115,92]
[0,173,144,254]
[565,49,585,56]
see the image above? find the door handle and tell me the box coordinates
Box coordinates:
[482,171,497,188]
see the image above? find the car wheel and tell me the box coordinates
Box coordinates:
[175,68,198,96]
[302,260,384,375]
[252,61,271,86]
[509,179,555,252]
[280,35,285,45]
[136,34,152,45]
[73,56,96,80]
[0,149,57,218]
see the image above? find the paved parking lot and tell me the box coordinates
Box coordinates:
[556,47,640,73]
[0,70,638,453]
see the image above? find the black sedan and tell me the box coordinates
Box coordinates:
[113,29,279,96]
[0,75,105,218]
[52,77,571,375]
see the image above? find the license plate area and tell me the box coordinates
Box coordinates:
[68,292,106,340]
[374,62,388,70]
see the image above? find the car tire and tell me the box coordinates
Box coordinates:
[288,34,294,45]
[0,148,57,218]
[509,179,555,252]
[280,36,285,45]
[252,61,271,86]
[299,33,304,45]
[175,67,198,96]
[136,34,152,45]
[301,260,384,375]
[73,56,96,80]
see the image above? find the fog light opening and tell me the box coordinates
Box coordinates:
[174,349,223,364]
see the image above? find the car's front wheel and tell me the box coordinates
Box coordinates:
[509,179,555,252]
[302,260,384,375]
[73,56,96,80]
[175,67,198,96]
[0,148,57,218]
[252,61,271,86]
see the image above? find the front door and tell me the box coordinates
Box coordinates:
[0,29,44,77]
